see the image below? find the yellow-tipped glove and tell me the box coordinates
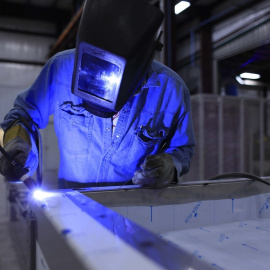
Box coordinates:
[0,125,31,181]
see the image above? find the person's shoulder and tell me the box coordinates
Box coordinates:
[50,49,76,63]
[151,60,185,84]
[151,60,188,90]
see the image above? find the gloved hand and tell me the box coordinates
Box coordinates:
[132,153,177,188]
[0,125,31,181]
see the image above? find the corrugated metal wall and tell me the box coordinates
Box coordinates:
[183,94,270,182]
[0,16,59,189]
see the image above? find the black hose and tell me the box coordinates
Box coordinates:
[209,172,270,186]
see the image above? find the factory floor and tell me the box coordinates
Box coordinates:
[0,179,26,270]
[0,220,25,270]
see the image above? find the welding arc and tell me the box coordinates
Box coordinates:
[209,172,270,186]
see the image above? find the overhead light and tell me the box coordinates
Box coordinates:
[175,1,190,14]
[239,72,261,80]
[236,76,244,85]
[242,79,261,86]
[235,76,263,86]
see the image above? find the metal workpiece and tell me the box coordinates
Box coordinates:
[27,211,37,270]
[29,192,90,270]
[24,176,270,270]
[81,177,270,207]
[28,190,215,270]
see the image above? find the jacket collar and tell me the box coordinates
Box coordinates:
[141,65,161,89]
[133,65,161,96]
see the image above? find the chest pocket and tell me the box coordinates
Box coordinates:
[117,113,173,173]
[135,117,170,145]
[56,102,93,155]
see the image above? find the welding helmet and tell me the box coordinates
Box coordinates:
[72,0,165,118]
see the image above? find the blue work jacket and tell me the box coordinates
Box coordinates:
[1,49,195,187]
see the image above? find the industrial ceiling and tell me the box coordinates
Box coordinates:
[1,0,270,85]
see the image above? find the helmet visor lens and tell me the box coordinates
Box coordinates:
[78,52,122,102]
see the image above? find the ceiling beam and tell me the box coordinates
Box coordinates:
[0,2,71,24]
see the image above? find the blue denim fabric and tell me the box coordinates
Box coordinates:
[1,49,195,185]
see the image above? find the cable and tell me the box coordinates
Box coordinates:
[31,122,42,187]
[209,172,270,186]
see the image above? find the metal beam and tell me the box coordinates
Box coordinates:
[82,177,270,207]
[0,58,45,66]
[0,2,71,24]
[0,27,56,38]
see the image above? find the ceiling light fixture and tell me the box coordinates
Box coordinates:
[175,1,191,15]
[239,72,261,80]
[236,76,244,85]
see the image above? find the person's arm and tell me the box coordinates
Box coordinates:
[164,88,195,180]
[1,55,58,132]
[132,80,195,188]
[0,51,69,180]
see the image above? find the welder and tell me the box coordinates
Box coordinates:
[0,0,195,189]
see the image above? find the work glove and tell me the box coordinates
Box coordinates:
[0,125,31,181]
[132,153,177,188]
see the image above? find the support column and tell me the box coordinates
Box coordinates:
[160,0,176,70]
[200,25,213,93]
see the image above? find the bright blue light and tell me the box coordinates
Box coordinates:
[101,71,121,90]
[32,189,56,200]
[78,52,122,102]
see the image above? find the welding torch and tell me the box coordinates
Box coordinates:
[0,144,37,192]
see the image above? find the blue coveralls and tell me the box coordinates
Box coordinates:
[1,49,195,188]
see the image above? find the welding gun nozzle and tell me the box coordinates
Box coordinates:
[21,176,37,192]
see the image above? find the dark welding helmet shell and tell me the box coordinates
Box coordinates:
[72,0,165,118]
